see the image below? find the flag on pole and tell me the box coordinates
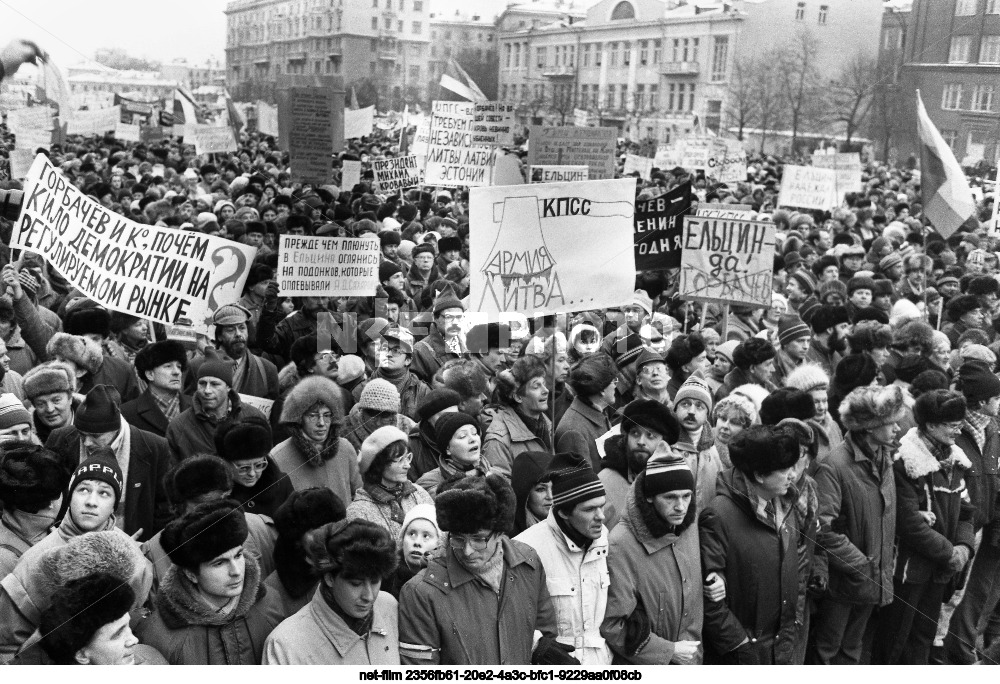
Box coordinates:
[440,57,487,102]
[349,86,360,110]
[224,89,244,142]
[916,89,975,238]
[173,88,199,126]
[399,104,409,153]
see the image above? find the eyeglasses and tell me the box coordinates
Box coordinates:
[448,533,494,551]
[235,460,268,476]
[938,421,964,433]
[315,350,340,362]
[303,411,335,423]
[440,314,464,323]
[377,345,406,356]
[392,451,414,464]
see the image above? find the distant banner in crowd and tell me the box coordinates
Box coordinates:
[469,178,636,318]
[9,149,35,179]
[634,181,692,271]
[411,117,431,157]
[278,88,337,185]
[13,154,257,333]
[695,205,754,219]
[372,155,423,193]
[344,106,375,139]
[529,166,589,183]
[141,125,169,144]
[67,106,121,136]
[114,121,141,143]
[471,102,516,147]
[527,126,617,180]
[277,234,379,297]
[113,95,154,123]
[573,108,590,128]
[256,100,279,138]
[811,151,863,196]
[341,160,361,190]
[6,106,54,135]
[623,154,654,180]
[425,101,494,187]
[777,165,839,211]
[708,139,748,185]
[679,215,776,308]
[186,124,238,155]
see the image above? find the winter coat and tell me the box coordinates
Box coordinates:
[601,475,702,665]
[263,588,400,665]
[4,327,36,378]
[120,388,193,438]
[259,308,322,369]
[805,339,841,378]
[515,513,612,666]
[410,326,465,384]
[770,349,804,389]
[555,397,609,472]
[78,354,141,404]
[483,406,553,479]
[229,455,295,518]
[45,423,174,542]
[165,390,266,462]
[954,419,1000,538]
[262,571,314,622]
[408,420,441,480]
[398,537,558,665]
[415,458,492,500]
[673,427,723,514]
[0,510,53,580]
[814,432,896,606]
[187,351,280,401]
[353,369,431,423]
[270,436,360,506]
[342,408,416,453]
[136,557,284,665]
[597,434,632,532]
[892,428,976,587]
[699,469,802,664]
[346,482,434,540]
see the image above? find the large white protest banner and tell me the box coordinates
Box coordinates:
[471,102,516,147]
[425,101,494,186]
[341,160,361,190]
[777,165,839,211]
[344,106,375,139]
[527,126,617,180]
[277,234,380,297]
[13,154,257,333]
[411,117,430,157]
[67,106,121,136]
[623,154,654,180]
[187,124,238,155]
[469,178,636,318]
[114,121,141,143]
[678,215,776,308]
[256,100,279,137]
[6,106,54,135]
[529,166,589,183]
[811,151,863,197]
[654,144,684,170]
[372,155,423,193]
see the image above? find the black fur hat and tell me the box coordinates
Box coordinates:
[164,455,233,507]
[39,572,135,665]
[436,474,516,535]
[214,415,273,462]
[729,425,800,477]
[0,444,68,514]
[913,389,967,429]
[732,338,776,370]
[161,499,249,570]
[134,340,188,377]
[567,352,617,397]
[64,306,111,338]
[760,388,815,425]
[305,519,397,581]
[274,487,347,542]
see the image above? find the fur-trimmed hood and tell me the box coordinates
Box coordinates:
[281,376,344,425]
[155,554,263,629]
[896,427,972,480]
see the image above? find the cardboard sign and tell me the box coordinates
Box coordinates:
[777,165,839,211]
[166,325,199,348]
[13,154,258,333]
[695,205,754,219]
[187,124,238,155]
[529,166,589,183]
[341,160,361,190]
[114,121,141,143]
[278,88,336,184]
[344,106,375,139]
[472,102,516,147]
[573,108,590,128]
[372,155,423,193]
[239,393,274,419]
[141,125,168,144]
[411,117,431,157]
[9,149,34,179]
[811,152,863,197]
[527,126,617,180]
[707,139,747,184]
[67,106,121,136]
[678,215,776,308]
[469,178,636,317]
[623,154,654,180]
[277,234,380,297]
[425,101,494,187]
[256,100,279,137]
[634,181,692,271]
[654,143,684,170]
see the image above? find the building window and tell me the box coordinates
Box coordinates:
[942,83,964,110]
[818,5,828,24]
[623,42,631,66]
[705,99,722,133]
[667,83,696,112]
[941,129,959,149]
[412,21,421,34]
[410,65,420,79]
[711,36,728,81]
[990,0,1000,13]
[973,85,996,111]
[596,43,603,66]
[606,85,616,109]
[653,39,661,63]
[620,84,628,109]
[639,40,648,65]
[795,2,805,20]
[649,83,658,109]
[580,84,589,106]
[956,0,978,15]
[636,84,645,109]
[583,44,591,67]
[505,44,512,68]
[610,1,636,20]
[672,38,699,63]
[981,35,1000,63]
[949,35,972,62]
[414,0,422,9]
[610,42,618,66]
[537,47,546,68]
[371,17,378,29]
[514,43,520,67]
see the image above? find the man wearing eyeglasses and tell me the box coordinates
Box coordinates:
[353,326,429,422]
[411,288,467,384]
[399,475,575,666]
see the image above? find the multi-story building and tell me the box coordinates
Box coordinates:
[428,11,499,99]
[497,0,883,143]
[160,60,228,91]
[225,0,431,108]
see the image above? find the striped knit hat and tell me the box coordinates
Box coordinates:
[777,315,811,347]
[643,450,694,497]
[549,453,605,512]
[673,375,713,411]
[0,393,31,430]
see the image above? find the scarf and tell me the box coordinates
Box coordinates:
[554,508,594,551]
[1,507,57,547]
[57,511,116,542]
[149,384,180,423]
[965,410,991,454]
[633,473,691,538]
[362,480,416,528]
[445,334,463,356]
[293,426,342,467]
[78,416,132,525]
[322,582,375,636]
[514,408,551,451]
[455,541,505,594]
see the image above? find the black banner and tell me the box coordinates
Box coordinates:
[634,180,692,271]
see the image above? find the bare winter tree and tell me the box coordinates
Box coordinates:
[776,29,823,152]
[828,53,879,146]
[752,54,786,153]
[549,82,576,125]
[724,59,756,141]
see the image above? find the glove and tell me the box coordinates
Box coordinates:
[263,281,280,311]
[622,594,652,657]
[949,545,971,573]
[531,637,580,665]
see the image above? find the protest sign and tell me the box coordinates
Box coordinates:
[341,160,361,190]
[811,152,863,197]
[707,139,747,184]
[344,105,375,139]
[654,144,684,170]
[678,215,776,308]
[634,181,692,271]
[623,154,654,180]
[239,394,274,419]
[256,100,279,137]
[529,166,589,183]
[695,205,754,219]
[67,106,121,136]
[12,154,258,333]
[10,150,34,179]
[114,121,141,143]
[278,87,337,184]
[372,155,423,193]
[425,101,494,186]
[573,108,589,128]
[166,325,199,347]
[187,124,238,155]
[777,165,839,211]
[277,234,380,297]
[680,137,712,171]
[6,106,54,135]
[141,125,168,144]
[469,178,636,318]
[411,117,431,157]
[471,102,516,147]
[14,128,53,151]
[527,126,617,180]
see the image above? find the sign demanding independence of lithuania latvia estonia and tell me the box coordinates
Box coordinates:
[11,154,257,334]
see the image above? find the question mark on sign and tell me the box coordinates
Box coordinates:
[207,245,247,312]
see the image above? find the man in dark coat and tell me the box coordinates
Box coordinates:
[121,340,192,438]
[410,288,466,384]
[258,295,332,369]
[185,304,278,400]
[45,384,173,542]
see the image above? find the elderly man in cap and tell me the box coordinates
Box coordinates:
[187,304,279,401]
[806,305,850,377]
[515,454,612,666]
[411,286,467,383]
[45,385,173,541]
[121,340,191,438]
[353,325,429,422]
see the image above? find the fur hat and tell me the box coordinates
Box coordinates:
[784,363,830,394]
[760,388,815,425]
[619,399,680,444]
[39,530,143,590]
[713,393,758,426]
[436,474,515,535]
[839,384,907,432]
[913,389,967,428]
[274,487,347,542]
[732,338,776,369]
[947,294,982,321]
[46,333,103,375]
[819,279,848,304]
[664,333,706,371]
[730,383,770,413]
[22,361,75,401]
[847,275,876,295]
[0,444,68,513]
[161,499,249,570]
[304,519,398,581]
[729,425,801,477]
[133,340,188,378]
[359,425,409,475]
[164,455,233,506]
[39,573,135,665]
[810,305,850,334]
[63,307,111,338]
[214,415,273,462]
[833,354,879,394]
[416,388,461,422]
[358,378,401,413]
[568,352,617,397]
[281,376,344,424]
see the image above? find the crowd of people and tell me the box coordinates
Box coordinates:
[3,38,1000,668]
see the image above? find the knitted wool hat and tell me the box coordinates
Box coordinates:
[213,303,252,327]
[359,425,410,475]
[0,392,30,430]
[197,358,235,387]
[161,499,249,570]
[432,285,465,315]
[777,316,811,347]
[435,411,480,454]
[958,362,1000,405]
[789,270,816,294]
[619,399,680,444]
[75,385,121,434]
[548,452,605,512]
[730,383,770,414]
[797,297,822,325]
[643,450,695,497]
[819,279,848,303]
[784,363,830,394]
[714,340,740,364]
[22,362,75,402]
[401,503,440,539]
[358,378,401,413]
[70,451,123,507]
[673,376,713,411]
[879,253,903,272]
[416,388,462,422]
[630,289,654,316]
